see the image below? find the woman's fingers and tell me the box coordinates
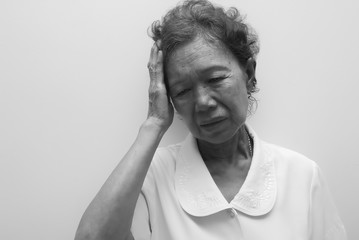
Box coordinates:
[148,42,166,99]
[148,42,158,69]
[155,40,162,49]
[148,42,163,87]
[146,42,174,131]
[147,42,165,97]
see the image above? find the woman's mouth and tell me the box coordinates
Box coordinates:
[200,117,227,129]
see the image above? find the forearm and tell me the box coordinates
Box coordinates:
[75,119,165,240]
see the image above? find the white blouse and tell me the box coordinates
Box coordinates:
[131,126,346,240]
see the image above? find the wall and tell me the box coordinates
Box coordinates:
[0,0,358,239]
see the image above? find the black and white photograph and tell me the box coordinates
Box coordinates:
[0,0,357,239]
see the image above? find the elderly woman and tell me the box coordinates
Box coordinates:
[75,0,346,239]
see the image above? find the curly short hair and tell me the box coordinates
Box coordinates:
[149,0,260,110]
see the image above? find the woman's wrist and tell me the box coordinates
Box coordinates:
[140,117,168,139]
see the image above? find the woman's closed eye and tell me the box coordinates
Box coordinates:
[208,76,227,84]
[175,88,191,98]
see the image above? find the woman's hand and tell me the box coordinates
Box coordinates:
[75,50,172,239]
[146,42,174,132]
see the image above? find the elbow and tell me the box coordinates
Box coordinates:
[74,226,93,240]
[74,224,102,240]
[74,226,133,240]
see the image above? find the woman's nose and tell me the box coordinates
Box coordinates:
[194,87,217,112]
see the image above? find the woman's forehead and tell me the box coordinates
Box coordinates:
[166,37,235,74]
[166,38,243,89]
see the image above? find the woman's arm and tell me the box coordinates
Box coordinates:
[75,120,163,240]
[75,42,173,240]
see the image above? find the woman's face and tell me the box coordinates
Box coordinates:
[166,37,251,144]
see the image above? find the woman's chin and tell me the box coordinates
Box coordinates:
[195,128,239,144]
[190,121,245,144]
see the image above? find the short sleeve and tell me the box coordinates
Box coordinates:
[131,192,151,240]
[309,163,347,240]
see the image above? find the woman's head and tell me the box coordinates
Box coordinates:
[150,0,260,107]
[149,0,260,143]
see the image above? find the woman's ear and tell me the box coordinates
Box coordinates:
[245,58,257,92]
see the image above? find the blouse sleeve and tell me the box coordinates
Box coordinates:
[130,192,152,240]
[309,163,347,240]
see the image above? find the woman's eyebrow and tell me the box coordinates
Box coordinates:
[199,65,231,74]
[168,65,230,90]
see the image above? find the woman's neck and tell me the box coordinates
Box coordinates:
[197,125,252,165]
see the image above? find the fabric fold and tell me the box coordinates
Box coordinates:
[175,125,277,217]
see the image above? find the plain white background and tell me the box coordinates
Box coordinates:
[1,0,358,239]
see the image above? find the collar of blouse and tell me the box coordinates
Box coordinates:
[175,125,277,217]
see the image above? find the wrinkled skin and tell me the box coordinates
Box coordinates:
[166,37,253,145]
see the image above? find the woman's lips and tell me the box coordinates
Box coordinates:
[200,117,226,128]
